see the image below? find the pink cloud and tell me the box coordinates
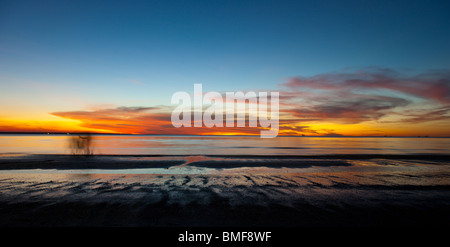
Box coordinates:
[278,68,450,124]
[282,68,450,103]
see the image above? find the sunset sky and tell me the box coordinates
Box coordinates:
[1,0,450,136]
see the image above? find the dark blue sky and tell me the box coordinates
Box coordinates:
[1,0,450,110]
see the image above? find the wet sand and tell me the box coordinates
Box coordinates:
[0,154,449,226]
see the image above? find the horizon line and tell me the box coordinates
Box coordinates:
[0,132,446,138]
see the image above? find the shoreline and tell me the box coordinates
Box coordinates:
[2,153,450,159]
[0,153,449,170]
[1,154,449,227]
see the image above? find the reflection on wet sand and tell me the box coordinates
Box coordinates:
[0,156,449,226]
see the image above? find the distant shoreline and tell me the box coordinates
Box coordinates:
[0,132,447,138]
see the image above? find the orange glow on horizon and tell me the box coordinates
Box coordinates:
[0,118,117,134]
[1,105,449,137]
[1,116,449,137]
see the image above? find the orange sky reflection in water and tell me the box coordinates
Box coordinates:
[0,135,449,155]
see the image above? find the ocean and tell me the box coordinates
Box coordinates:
[0,134,449,155]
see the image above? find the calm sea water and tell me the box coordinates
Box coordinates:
[0,134,449,155]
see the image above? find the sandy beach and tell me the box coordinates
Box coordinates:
[0,154,449,227]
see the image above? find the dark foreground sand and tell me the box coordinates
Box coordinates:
[0,154,449,227]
